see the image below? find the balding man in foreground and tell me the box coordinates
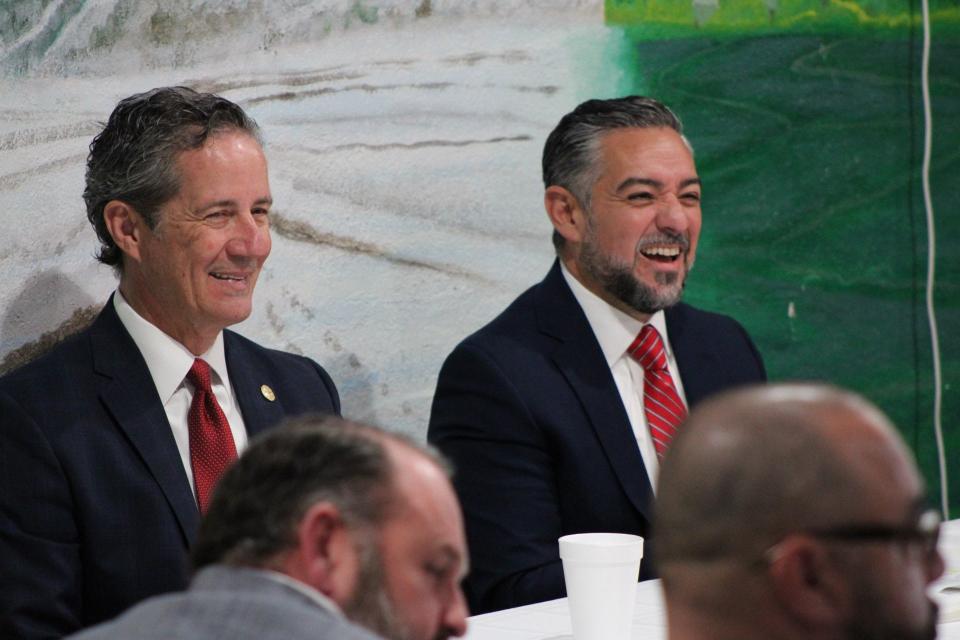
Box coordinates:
[70,416,468,640]
[656,384,944,640]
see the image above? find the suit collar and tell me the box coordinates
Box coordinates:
[224,332,287,440]
[112,291,230,405]
[558,261,674,368]
[537,263,713,408]
[535,261,655,522]
[90,298,201,545]
[534,261,586,340]
[663,303,716,407]
[190,567,351,627]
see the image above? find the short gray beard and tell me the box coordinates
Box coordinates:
[577,225,689,315]
[341,534,412,640]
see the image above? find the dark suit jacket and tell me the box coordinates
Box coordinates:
[427,261,766,614]
[0,300,340,639]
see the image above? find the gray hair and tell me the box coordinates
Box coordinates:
[191,415,447,570]
[541,96,684,252]
[83,86,261,272]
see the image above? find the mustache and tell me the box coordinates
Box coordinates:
[634,231,690,253]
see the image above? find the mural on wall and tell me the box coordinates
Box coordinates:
[605,0,959,511]
[0,0,620,438]
[1,0,956,509]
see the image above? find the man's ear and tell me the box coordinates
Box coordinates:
[103,200,146,264]
[767,535,849,632]
[296,502,360,607]
[544,186,589,247]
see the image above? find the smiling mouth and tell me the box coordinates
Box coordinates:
[210,272,247,282]
[639,245,683,263]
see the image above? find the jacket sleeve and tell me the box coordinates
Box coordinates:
[0,390,83,638]
[428,342,566,614]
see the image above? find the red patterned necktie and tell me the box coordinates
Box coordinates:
[186,359,237,514]
[627,325,687,459]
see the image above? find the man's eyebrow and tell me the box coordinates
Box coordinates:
[615,177,661,193]
[437,544,469,577]
[198,196,273,211]
[614,177,701,192]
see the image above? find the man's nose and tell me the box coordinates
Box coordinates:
[655,194,690,234]
[227,210,271,259]
[928,546,946,583]
[442,586,469,638]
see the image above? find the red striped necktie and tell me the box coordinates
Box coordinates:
[627,325,687,459]
[186,358,238,513]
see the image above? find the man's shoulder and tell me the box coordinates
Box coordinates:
[69,568,377,640]
[0,305,107,393]
[222,330,332,388]
[456,262,576,351]
[469,283,540,339]
[665,301,767,395]
[668,300,744,327]
[665,301,755,340]
[223,330,319,371]
[221,329,339,414]
[449,279,563,372]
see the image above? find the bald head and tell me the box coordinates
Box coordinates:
[655,383,922,566]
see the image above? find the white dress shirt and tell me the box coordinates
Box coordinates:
[113,291,249,494]
[560,263,688,492]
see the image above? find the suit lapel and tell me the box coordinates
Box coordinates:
[664,304,718,408]
[537,262,655,523]
[224,332,285,440]
[90,302,200,545]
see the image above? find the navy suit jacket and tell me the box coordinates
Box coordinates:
[428,261,766,614]
[0,300,340,638]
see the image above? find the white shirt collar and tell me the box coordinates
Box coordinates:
[113,290,230,402]
[261,570,345,618]
[559,261,673,366]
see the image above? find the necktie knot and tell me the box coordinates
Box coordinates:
[187,358,213,393]
[628,324,668,371]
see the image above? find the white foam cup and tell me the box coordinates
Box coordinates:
[558,533,644,640]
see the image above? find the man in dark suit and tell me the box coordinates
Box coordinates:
[0,87,340,638]
[69,417,468,640]
[428,96,767,614]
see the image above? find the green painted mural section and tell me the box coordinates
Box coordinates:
[605,0,959,514]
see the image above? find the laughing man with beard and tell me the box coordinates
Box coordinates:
[428,96,767,614]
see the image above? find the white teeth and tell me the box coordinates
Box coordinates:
[641,246,680,257]
[211,273,244,281]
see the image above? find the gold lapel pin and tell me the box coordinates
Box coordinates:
[260,384,276,402]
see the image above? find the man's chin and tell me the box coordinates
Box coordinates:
[202,303,254,330]
[607,277,684,316]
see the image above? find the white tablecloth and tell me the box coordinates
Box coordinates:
[464,519,960,640]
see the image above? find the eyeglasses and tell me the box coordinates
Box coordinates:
[803,508,942,558]
[761,509,943,568]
